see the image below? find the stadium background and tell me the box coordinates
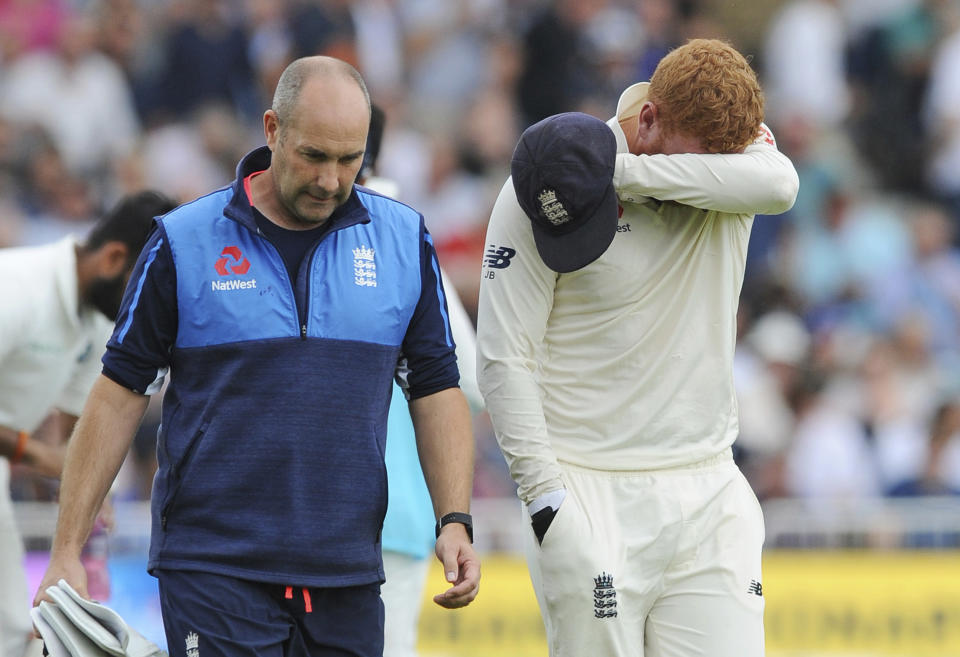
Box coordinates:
[4,0,960,655]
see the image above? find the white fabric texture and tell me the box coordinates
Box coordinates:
[524,455,765,657]
[31,580,166,657]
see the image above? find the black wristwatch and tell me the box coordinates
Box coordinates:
[435,512,473,543]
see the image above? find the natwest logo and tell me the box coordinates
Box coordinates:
[214,246,251,276]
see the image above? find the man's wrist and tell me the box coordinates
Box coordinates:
[435,512,473,543]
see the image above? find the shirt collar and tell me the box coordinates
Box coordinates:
[608,82,650,154]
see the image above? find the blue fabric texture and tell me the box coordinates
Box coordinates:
[156,569,384,657]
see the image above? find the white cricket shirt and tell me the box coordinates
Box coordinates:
[476,83,800,503]
[0,237,113,432]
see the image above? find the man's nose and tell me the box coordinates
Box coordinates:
[315,163,339,191]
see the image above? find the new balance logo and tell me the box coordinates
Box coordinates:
[484,245,516,270]
[748,580,763,597]
[593,572,618,619]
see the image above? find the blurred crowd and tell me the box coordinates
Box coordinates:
[3,0,960,505]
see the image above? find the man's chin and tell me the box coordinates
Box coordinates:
[294,201,336,226]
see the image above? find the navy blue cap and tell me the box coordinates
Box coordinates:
[511,112,618,273]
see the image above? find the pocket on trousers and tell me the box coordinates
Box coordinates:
[538,495,575,551]
[531,506,559,545]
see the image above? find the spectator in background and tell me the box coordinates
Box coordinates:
[889,398,960,496]
[0,190,175,657]
[921,2,960,224]
[734,310,811,500]
[0,0,68,58]
[631,0,683,82]
[151,0,258,125]
[348,0,405,101]
[515,0,606,125]
[871,200,960,376]
[783,177,912,323]
[244,0,294,111]
[12,134,98,246]
[856,334,931,493]
[398,0,506,132]
[845,0,944,195]
[0,7,140,188]
[287,0,357,64]
[138,102,254,204]
[783,366,883,500]
[763,0,851,130]
[88,0,169,127]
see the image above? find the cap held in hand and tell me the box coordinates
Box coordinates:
[511,112,619,273]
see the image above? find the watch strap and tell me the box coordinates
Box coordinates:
[435,511,473,543]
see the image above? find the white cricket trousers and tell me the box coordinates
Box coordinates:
[523,449,765,657]
[0,460,32,657]
[381,551,431,657]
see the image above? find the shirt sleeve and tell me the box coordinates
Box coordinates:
[476,178,564,504]
[399,222,461,400]
[101,226,178,395]
[613,123,800,216]
[441,268,483,411]
[55,319,113,416]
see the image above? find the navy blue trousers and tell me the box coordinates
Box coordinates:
[156,570,384,657]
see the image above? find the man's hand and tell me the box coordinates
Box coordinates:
[32,555,88,607]
[432,524,480,609]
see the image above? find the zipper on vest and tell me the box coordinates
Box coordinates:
[301,323,307,339]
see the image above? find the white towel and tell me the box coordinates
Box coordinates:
[30,580,166,657]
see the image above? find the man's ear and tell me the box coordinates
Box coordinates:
[264,109,280,150]
[95,242,130,279]
[637,102,657,137]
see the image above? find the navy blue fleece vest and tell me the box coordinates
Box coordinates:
[147,186,424,587]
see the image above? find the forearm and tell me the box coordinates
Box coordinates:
[614,145,799,215]
[50,375,149,559]
[477,356,564,503]
[410,387,475,518]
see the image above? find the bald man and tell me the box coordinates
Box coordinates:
[34,56,479,657]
